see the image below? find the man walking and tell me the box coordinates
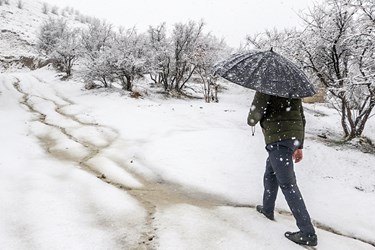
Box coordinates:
[247,91,317,247]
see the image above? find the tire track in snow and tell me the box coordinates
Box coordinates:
[12,76,375,249]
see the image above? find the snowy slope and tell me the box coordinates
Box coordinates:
[0,0,43,58]
[0,0,85,70]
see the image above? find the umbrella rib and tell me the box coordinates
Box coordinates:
[244,53,270,85]
[222,51,263,75]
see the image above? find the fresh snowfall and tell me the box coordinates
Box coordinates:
[1,0,375,250]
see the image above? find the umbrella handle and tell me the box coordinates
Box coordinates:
[251,126,255,136]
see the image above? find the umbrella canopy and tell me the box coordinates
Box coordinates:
[214,49,316,99]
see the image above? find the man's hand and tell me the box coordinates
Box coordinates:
[293,149,303,163]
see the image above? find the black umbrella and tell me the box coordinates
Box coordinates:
[214,49,316,99]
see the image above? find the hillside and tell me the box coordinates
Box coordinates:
[0,0,86,71]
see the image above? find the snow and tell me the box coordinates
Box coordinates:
[1,0,375,249]
[1,68,375,249]
[157,205,373,250]
[0,72,146,250]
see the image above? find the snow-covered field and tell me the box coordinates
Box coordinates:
[1,69,374,249]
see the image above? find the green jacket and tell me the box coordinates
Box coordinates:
[247,91,306,148]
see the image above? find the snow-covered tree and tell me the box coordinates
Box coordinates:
[146,23,171,90]
[148,21,205,92]
[81,20,148,91]
[171,20,205,92]
[145,20,206,93]
[37,18,80,77]
[146,21,229,98]
[297,0,375,139]
[194,34,229,102]
[246,28,300,55]
[81,19,112,56]
[37,18,66,55]
[80,19,114,87]
[246,0,375,140]
[81,51,114,89]
[109,28,148,91]
[53,29,81,76]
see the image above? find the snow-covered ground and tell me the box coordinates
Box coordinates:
[1,69,374,250]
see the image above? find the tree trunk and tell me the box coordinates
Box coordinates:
[66,57,73,76]
[102,76,108,88]
[212,84,219,103]
[150,73,158,84]
[125,75,132,91]
[355,97,375,137]
[179,64,197,92]
[341,99,350,137]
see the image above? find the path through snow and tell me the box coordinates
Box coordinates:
[1,71,374,250]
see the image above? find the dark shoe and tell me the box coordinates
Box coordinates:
[285,231,318,246]
[256,205,274,221]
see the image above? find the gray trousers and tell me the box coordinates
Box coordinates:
[262,139,315,235]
